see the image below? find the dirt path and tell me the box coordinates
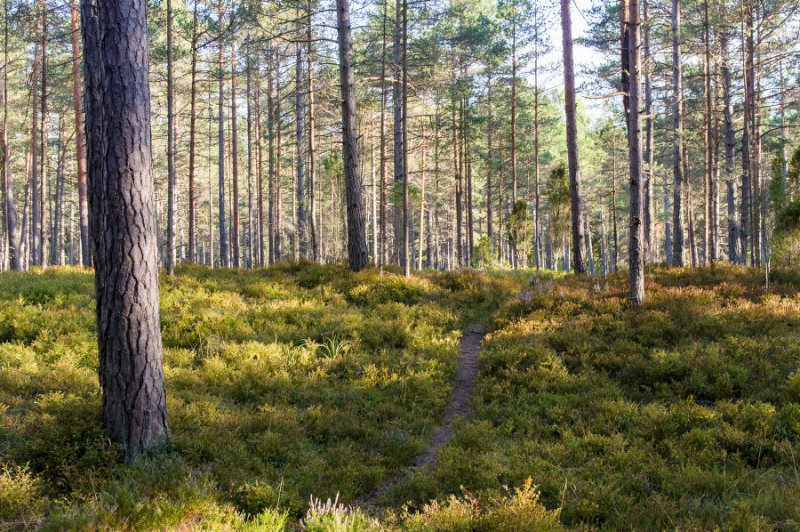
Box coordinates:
[358,323,486,506]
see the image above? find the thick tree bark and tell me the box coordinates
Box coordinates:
[671,0,685,267]
[334,0,369,272]
[560,0,587,274]
[627,0,645,305]
[81,0,168,460]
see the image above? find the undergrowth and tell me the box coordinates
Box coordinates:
[380,264,800,531]
[0,262,519,530]
[1,263,798,530]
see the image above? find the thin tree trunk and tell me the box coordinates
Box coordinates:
[741,2,753,265]
[401,0,409,277]
[642,0,654,264]
[307,0,318,262]
[295,25,306,260]
[627,0,644,305]
[231,36,240,267]
[393,0,403,266]
[486,71,493,253]
[187,3,200,264]
[721,34,739,264]
[336,0,369,272]
[275,48,283,261]
[166,0,176,273]
[69,0,88,268]
[378,0,388,267]
[560,0,587,273]
[671,0,685,267]
[39,2,47,268]
[1,0,17,271]
[217,8,228,267]
[31,40,40,267]
[703,0,712,265]
[511,19,518,204]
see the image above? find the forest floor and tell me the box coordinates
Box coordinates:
[0,263,799,531]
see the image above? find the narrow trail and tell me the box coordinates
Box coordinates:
[358,322,487,507]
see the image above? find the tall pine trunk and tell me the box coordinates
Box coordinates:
[81,0,168,460]
[627,0,645,305]
[70,0,88,267]
[336,0,369,271]
[560,0,587,273]
[231,37,240,267]
[1,0,17,271]
[166,0,176,274]
[217,8,228,267]
[671,0,685,267]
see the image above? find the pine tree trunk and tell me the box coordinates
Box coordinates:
[510,21,518,204]
[69,0,89,268]
[401,0,410,277]
[275,48,283,261]
[187,4,199,264]
[741,0,754,266]
[217,9,228,267]
[1,0,18,271]
[721,34,739,264]
[294,26,306,260]
[560,0,587,274]
[627,0,645,305]
[307,0,318,262]
[31,40,40,267]
[231,37,240,267]
[81,0,168,460]
[166,0,176,274]
[486,72,493,253]
[671,0,685,267]
[336,0,369,272]
[642,0,654,264]
[267,47,276,264]
[392,0,403,266]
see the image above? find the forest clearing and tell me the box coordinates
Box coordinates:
[1,264,799,530]
[0,0,798,527]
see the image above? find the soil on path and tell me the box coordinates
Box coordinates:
[358,323,487,506]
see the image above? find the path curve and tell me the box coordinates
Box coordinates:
[358,323,486,506]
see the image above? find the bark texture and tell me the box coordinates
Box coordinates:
[81,0,168,460]
[336,0,369,272]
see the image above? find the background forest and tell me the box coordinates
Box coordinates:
[0,0,799,530]
[0,0,796,276]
